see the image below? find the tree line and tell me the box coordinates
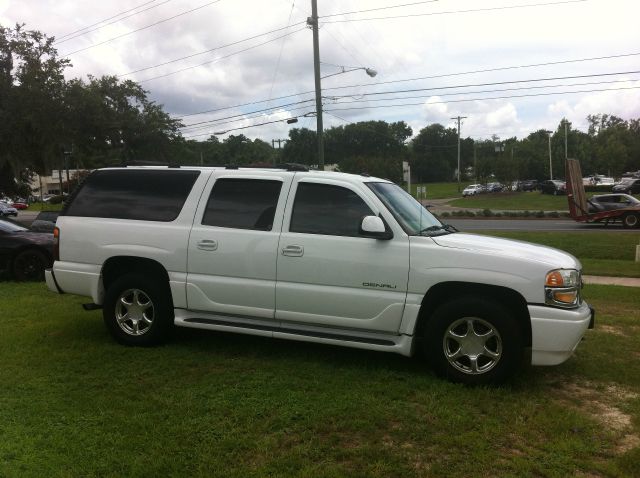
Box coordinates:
[2,24,639,196]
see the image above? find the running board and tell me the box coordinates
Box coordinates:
[174,310,414,356]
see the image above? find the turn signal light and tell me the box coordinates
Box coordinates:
[53,227,60,261]
[545,271,564,287]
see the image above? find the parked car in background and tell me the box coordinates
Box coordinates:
[588,194,640,213]
[30,211,59,233]
[11,201,29,210]
[0,202,18,217]
[612,178,640,195]
[519,179,539,191]
[487,182,504,193]
[540,180,566,195]
[583,174,615,186]
[0,218,53,280]
[462,184,484,196]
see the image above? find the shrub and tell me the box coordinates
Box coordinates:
[536,210,545,218]
[482,208,492,217]
[546,211,560,218]
[440,211,451,217]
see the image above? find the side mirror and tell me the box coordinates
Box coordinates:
[360,216,393,240]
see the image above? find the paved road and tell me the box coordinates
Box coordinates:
[444,218,638,232]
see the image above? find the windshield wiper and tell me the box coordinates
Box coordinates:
[418,223,458,236]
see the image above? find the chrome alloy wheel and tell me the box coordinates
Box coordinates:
[114,288,155,336]
[442,317,502,375]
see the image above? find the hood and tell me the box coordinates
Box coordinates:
[13,231,54,247]
[431,233,580,269]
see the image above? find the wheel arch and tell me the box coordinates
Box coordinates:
[101,256,171,297]
[414,281,532,347]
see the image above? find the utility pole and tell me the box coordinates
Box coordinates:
[308,0,324,171]
[451,115,467,192]
[548,132,553,180]
[564,120,568,160]
[473,140,477,182]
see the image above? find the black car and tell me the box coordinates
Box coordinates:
[30,211,59,233]
[588,194,640,213]
[519,179,539,192]
[540,180,566,195]
[612,178,640,195]
[0,219,54,281]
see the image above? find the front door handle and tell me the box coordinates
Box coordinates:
[282,245,304,257]
[197,239,218,251]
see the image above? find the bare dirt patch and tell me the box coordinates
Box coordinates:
[555,381,639,454]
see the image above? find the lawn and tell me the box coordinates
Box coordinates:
[411,182,472,199]
[450,192,569,211]
[1,282,639,477]
[474,230,640,278]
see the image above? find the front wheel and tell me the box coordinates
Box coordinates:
[424,297,524,385]
[103,274,173,346]
[622,213,639,229]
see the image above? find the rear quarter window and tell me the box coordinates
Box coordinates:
[63,169,200,222]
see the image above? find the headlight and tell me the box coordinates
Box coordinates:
[545,269,581,308]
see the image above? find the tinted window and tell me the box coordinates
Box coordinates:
[64,170,200,221]
[290,183,373,237]
[202,178,282,231]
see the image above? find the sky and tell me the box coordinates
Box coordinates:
[2,0,640,143]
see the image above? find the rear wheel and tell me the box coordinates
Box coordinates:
[12,249,48,281]
[103,274,173,346]
[424,297,524,385]
[622,213,639,229]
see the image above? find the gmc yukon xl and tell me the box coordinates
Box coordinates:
[46,166,594,384]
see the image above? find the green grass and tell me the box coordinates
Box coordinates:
[24,202,63,211]
[1,282,639,477]
[411,182,472,199]
[474,230,640,277]
[450,192,569,210]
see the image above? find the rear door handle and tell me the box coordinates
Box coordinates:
[282,245,304,257]
[197,239,218,251]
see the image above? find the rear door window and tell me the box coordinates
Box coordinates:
[63,169,200,221]
[202,178,282,231]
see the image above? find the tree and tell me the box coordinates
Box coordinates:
[410,124,458,182]
[0,24,69,189]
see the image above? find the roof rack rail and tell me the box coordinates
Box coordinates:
[224,165,239,169]
[275,163,309,172]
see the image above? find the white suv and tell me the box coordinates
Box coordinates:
[46,166,594,385]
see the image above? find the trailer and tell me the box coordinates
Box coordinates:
[566,159,640,228]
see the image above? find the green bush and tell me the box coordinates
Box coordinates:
[482,208,492,217]
[535,210,545,218]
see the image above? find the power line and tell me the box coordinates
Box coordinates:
[119,21,306,77]
[61,0,223,56]
[180,99,315,130]
[323,52,640,93]
[174,50,640,119]
[323,86,640,112]
[183,112,315,138]
[181,76,637,132]
[321,0,588,23]
[324,77,639,105]
[321,0,440,18]
[137,27,306,83]
[54,0,173,45]
[324,70,640,99]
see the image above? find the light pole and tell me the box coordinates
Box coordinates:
[308,0,377,171]
[451,115,467,192]
[547,131,553,180]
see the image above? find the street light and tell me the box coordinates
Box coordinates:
[321,66,377,80]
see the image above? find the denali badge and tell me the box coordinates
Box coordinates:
[362,282,397,289]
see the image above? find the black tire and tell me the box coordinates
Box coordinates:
[103,274,174,346]
[12,249,48,281]
[423,296,524,385]
[622,213,639,229]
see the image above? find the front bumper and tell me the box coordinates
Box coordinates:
[529,301,594,366]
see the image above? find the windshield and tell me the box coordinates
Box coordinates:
[0,219,28,233]
[367,182,449,236]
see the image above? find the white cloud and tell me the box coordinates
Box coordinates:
[2,0,639,141]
